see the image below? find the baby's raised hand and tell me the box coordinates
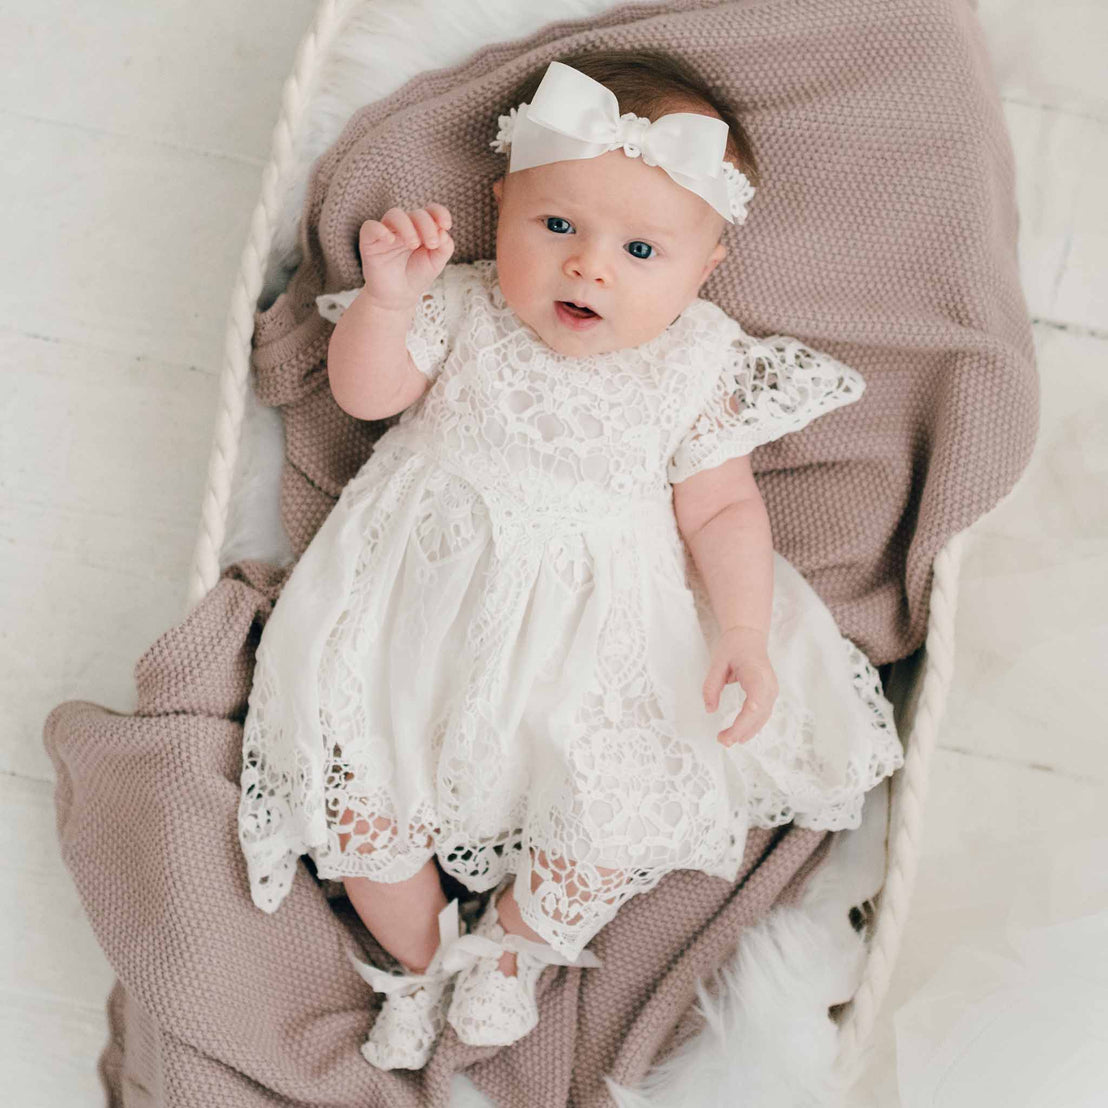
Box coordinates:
[357,204,455,312]
[703,626,779,747]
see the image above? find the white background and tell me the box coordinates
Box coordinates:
[1,1,1105,1103]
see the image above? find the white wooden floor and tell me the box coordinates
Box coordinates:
[2,2,1105,1105]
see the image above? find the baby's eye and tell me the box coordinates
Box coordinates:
[626,240,654,260]
[544,216,572,234]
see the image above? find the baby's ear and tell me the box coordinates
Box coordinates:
[492,176,504,206]
[701,241,726,284]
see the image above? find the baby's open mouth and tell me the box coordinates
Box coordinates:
[558,301,600,319]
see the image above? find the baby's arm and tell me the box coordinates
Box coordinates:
[327,204,454,421]
[672,453,778,745]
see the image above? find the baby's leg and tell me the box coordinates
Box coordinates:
[337,810,447,974]
[344,864,447,974]
[494,848,624,976]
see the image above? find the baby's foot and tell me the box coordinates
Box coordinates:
[348,899,466,1070]
[445,887,601,1047]
[360,972,451,1069]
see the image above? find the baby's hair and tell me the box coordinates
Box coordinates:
[503,48,761,194]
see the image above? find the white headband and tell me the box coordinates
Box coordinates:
[489,60,755,226]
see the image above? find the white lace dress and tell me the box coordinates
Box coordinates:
[237,258,904,960]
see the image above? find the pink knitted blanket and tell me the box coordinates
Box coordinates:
[43,0,1037,1103]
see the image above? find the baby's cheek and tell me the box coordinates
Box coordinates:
[493,244,520,290]
[627,295,681,345]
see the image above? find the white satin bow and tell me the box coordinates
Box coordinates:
[347,897,601,996]
[490,60,755,225]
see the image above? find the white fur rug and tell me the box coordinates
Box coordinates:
[218,2,894,1103]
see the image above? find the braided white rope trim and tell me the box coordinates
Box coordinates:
[185,0,358,614]
[834,529,966,1074]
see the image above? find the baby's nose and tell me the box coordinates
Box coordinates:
[565,249,610,284]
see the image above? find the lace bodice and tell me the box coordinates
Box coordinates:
[315,260,866,522]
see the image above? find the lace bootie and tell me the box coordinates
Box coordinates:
[444,883,602,1047]
[347,898,469,1070]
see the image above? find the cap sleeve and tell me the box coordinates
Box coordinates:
[314,263,466,385]
[667,327,866,484]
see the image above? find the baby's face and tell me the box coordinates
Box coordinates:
[492,149,728,357]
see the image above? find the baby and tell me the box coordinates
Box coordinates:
[238,50,903,1070]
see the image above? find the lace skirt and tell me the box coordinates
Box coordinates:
[237,441,904,960]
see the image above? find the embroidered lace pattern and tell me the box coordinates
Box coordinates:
[666,332,866,484]
[238,260,900,957]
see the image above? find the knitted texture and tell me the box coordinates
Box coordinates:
[251,0,1038,666]
[43,562,827,1104]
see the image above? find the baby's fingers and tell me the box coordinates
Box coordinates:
[359,218,401,256]
[372,207,452,258]
[412,207,455,257]
[375,206,422,250]
[359,209,452,266]
[716,697,770,747]
[702,655,729,712]
[410,209,454,258]
[407,207,442,248]
[716,671,777,746]
[425,202,453,233]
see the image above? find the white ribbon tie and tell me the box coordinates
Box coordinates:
[347,897,601,996]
